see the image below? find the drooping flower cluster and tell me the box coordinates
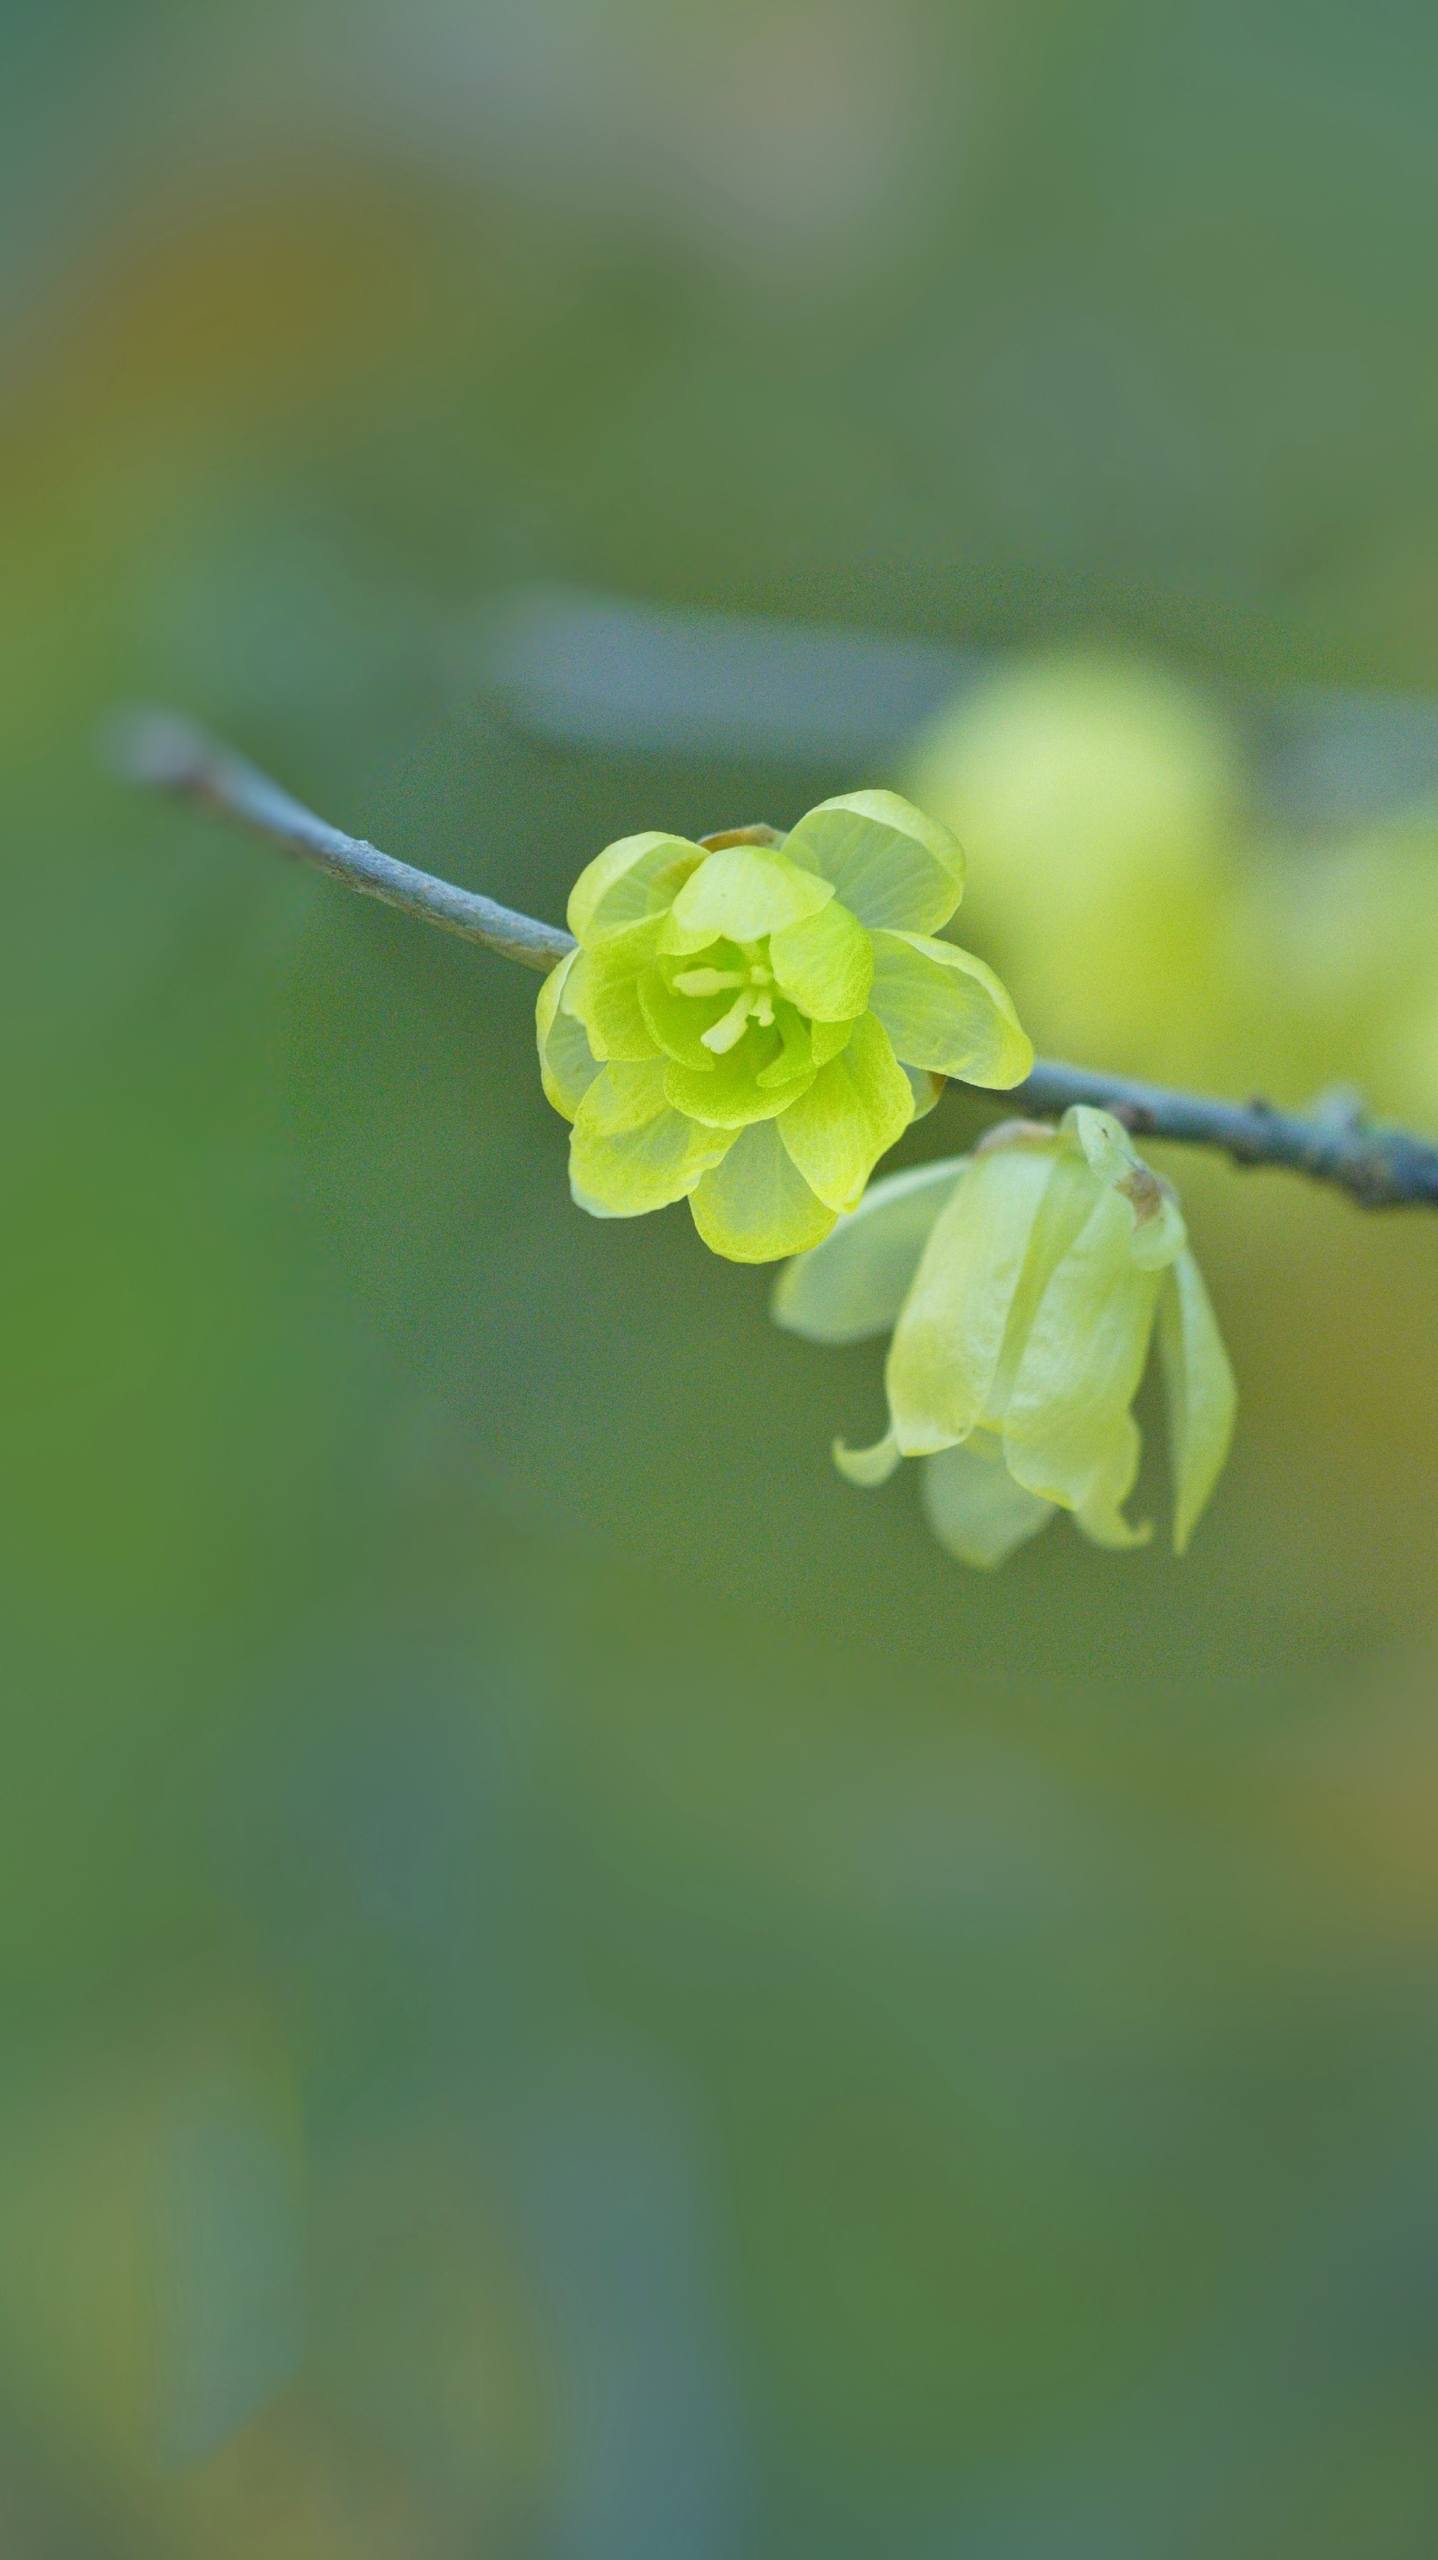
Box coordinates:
[537,793,1033,1262]
[773,1106,1236,1565]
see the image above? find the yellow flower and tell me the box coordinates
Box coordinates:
[774,1107,1236,1565]
[537,793,1032,1262]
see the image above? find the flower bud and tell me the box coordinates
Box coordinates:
[774,1106,1235,1564]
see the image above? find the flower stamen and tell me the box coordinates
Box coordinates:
[702,990,758,1054]
[673,967,745,997]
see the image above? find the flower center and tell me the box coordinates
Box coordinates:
[673,947,777,1055]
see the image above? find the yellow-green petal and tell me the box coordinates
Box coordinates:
[568,833,702,942]
[1064,1106,1186,1270]
[1071,1411,1152,1551]
[637,960,739,1070]
[921,1438,1055,1568]
[689,1120,835,1263]
[767,899,873,1022]
[782,790,965,935]
[567,920,664,1062]
[904,1065,946,1121]
[755,1010,819,1090]
[833,1432,903,1487]
[573,1057,668,1133]
[810,1016,856,1069]
[868,930,1033,1087]
[664,1044,816,1129]
[1001,1186,1161,1518]
[885,1145,1057,1455]
[1158,1247,1237,1553]
[776,1012,914,1213]
[570,1066,731,1215]
[536,950,601,1121]
[772,1156,966,1345]
[663,844,833,952]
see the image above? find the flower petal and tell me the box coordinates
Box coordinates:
[921,1438,1055,1568]
[1158,1248,1237,1553]
[689,1120,835,1262]
[885,1144,1057,1454]
[782,791,965,934]
[568,833,702,941]
[1001,1185,1162,1520]
[834,1432,903,1487]
[1072,1411,1152,1551]
[663,845,833,952]
[664,1043,816,1128]
[776,1013,914,1212]
[1064,1106,1186,1269]
[567,920,663,1062]
[637,960,738,1069]
[767,900,873,1022]
[755,1010,818,1090]
[570,1067,732,1216]
[536,950,601,1121]
[868,931,1033,1086]
[904,1065,946,1122]
[771,1156,966,1345]
[574,1057,668,1133]
[810,1016,856,1069]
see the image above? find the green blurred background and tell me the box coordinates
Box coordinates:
[8,1,1438,2550]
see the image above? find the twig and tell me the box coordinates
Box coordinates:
[114,712,1438,1213]
[111,710,572,972]
[1006,1063,1438,1209]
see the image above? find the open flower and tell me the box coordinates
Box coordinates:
[773,1106,1236,1564]
[537,793,1032,1262]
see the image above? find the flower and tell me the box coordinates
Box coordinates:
[537,793,1033,1263]
[907,654,1241,1084]
[772,1106,1236,1564]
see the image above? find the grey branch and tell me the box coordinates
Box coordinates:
[113,710,573,972]
[115,711,1438,1213]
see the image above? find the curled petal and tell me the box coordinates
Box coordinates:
[833,1432,903,1488]
[776,1013,914,1213]
[904,1064,946,1122]
[1071,1411,1152,1551]
[755,1011,819,1091]
[1001,1186,1161,1520]
[568,833,702,941]
[638,962,738,1070]
[885,1145,1057,1454]
[570,1067,731,1216]
[921,1439,1055,1569]
[536,950,601,1121]
[689,1120,835,1263]
[1062,1106,1186,1269]
[663,845,833,951]
[868,931,1033,1087]
[782,791,965,934]
[1159,1248,1237,1553]
[767,899,873,1022]
[772,1156,966,1346]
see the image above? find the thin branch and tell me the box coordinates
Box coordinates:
[112,711,573,972]
[1006,1062,1438,1210]
[114,712,1438,1213]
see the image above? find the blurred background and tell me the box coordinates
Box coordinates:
[8,1,1438,2550]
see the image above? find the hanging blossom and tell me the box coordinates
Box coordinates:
[536,793,1032,1262]
[773,1106,1236,1565]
